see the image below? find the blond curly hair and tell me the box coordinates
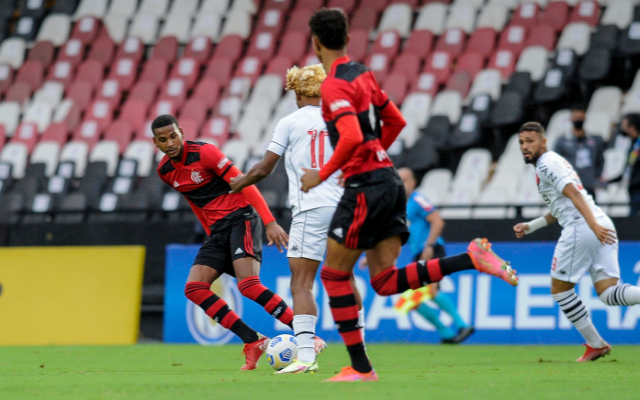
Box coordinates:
[285,64,326,98]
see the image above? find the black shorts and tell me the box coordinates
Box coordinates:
[193,206,262,277]
[328,167,409,249]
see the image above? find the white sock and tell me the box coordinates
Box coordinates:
[358,308,365,343]
[293,314,316,364]
[599,284,640,306]
[552,289,607,349]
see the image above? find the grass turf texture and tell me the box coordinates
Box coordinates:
[1,344,637,400]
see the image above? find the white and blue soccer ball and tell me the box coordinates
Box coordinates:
[265,334,298,371]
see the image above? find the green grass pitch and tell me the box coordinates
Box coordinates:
[1,344,637,400]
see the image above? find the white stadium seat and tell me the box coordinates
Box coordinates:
[431,91,463,124]
[516,46,549,81]
[545,109,572,148]
[0,102,22,137]
[439,187,474,219]
[23,102,53,133]
[378,3,413,38]
[601,148,628,181]
[264,91,297,137]
[220,10,252,39]
[445,5,477,34]
[36,14,72,46]
[129,14,159,44]
[401,93,432,129]
[33,82,65,109]
[124,141,155,177]
[588,86,622,123]
[222,139,250,169]
[74,0,109,20]
[103,14,129,43]
[229,0,257,15]
[201,0,231,15]
[0,143,29,178]
[487,0,521,9]
[60,141,89,177]
[584,111,612,141]
[169,0,200,17]
[217,97,243,126]
[621,89,640,115]
[160,13,191,43]
[106,0,138,18]
[472,187,512,219]
[398,122,420,148]
[0,38,26,69]
[557,22,591,56]
[476,4,508,32]
[414,3,447,35]
[248,75,284,108]
[416,168,452,205]
[138,0,171,18]
[456,148,492,184]
[31,142,61,177]
[90,141,120,177]
[190,12,222,41]
[601,0,633,30]
[468,69,502,101]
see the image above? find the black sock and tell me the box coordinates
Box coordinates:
[230,319,260,344]
[439,254,475,276]
[347,344,373,373]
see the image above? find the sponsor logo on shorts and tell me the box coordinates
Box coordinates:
[235,247,244,255]
[217,157,229,169]
[333,227,343,238]
[329,99,352,112]
[290,245,300,253]
[557,269,567,275]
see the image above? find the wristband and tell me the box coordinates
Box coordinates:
[524,216,547,234]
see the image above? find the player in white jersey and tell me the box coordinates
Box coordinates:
[513,122,640,361]
[229,65,364,374]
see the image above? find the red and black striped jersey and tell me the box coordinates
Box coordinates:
[320,55,395,179]
[157,141,248,235]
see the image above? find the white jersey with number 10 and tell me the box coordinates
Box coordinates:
[267,105,344,217]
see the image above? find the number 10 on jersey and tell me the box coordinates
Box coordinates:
[309,130,328,168]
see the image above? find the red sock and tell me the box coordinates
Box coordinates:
[370,259,443,296]
[238,276,293,327]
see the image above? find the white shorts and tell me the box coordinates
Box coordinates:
[287,206,336,262]
[551,215,620,284]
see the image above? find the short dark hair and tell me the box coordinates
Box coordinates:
[623,113,640,132]
[519,121,546,135]
[309,8,349,50]
[151,114,178,135]
[569,103,586,112]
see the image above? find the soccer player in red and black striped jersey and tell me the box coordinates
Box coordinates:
[301,10,519,382]
[152,114,292,371]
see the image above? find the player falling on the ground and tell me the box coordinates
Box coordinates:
[514,122,640,362]
[152,114,293,371]
[300,9,518,382]
[229,64,365,374]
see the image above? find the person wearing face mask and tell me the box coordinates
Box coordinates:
[554,104,606,199]
[620,113,640,215]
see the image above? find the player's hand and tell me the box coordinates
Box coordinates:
[300,168,322,193]
[266,221,289,253]
[358,256,368,269]
[228,175,245,194]
[589,223,617,245]
[513,223,528,239]
[420,245,434,261]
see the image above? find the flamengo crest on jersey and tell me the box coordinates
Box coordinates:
[535,151,605,228]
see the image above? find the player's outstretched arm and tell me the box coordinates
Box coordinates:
[562,183,616,245]
[513,213,557,238]
[229,151,281,194]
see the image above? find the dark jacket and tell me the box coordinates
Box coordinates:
[627,138,640,193]
[554,134,605,191]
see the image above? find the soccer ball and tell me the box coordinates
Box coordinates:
[265,334,298,371]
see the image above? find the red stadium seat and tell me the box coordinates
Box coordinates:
[5,82,33,104]
[265,56,294,80]
[390,0,417,6]
[390,53,420,80]
[285,9,313,33]
[179,118,199,141]
[133,120,154,141]
[294,0,324,11]
[27,41,55,67]
[56,100,81,131]
[568,1,601,27]
[539,1,569,33]
[139,58,169,88]
[403,30,435,61]
[276,31,308,63]
[455,51,485,80]
[359,0,391,13]
[423,51,453,85]
[212,35,244,64]
[15,60,45,90]
[201,116,230,145]
[204,58,234,87]
[107,58,139,91]
[184,36,213,64]
[497,25,528,57]
[41,122,69,144]
[435,28,467,58]
[95,79,122,108]
[151,36,179,64]
[103,120,134,153]
[301,53,320,67]
[366,53,390,83]
[70,16,100,45]
[510,3,540,29]
[72,119,103,148]
[467,28,497,59]
[65,81,94,111]
[488,49,516,79]
[233,57,264,85]
[129,81,159,104]
[85,100,114,133]
[246,32,277,62]
[86,36,116,68]
[192,78,221,109]
[179,98,208,130]
[263,0,293,11]
[159,79,188,108]
[372,30,402,58]
[445,71,471,98]
[0,64,14,97]
[255,9,285,37]
[526,24,556,52]
[12,123,39,152]
[115,38,145,64]
[347,29,369,63]
[382,73,408,105]
[327,0,357,14]
[169,58,200,90]
[120,99,150,132]
[149,100,179,120]
[46,61,75,87]
[57,38,86,68]
[76,60,105,90]
[351,8,379,32]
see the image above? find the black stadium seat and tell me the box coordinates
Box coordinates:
[0,192,24,224]
[403,136,439,173]
[579,48,611,82]
[534,68,567,104]
[505,72,532,101]
[54,193,87,224]
[12,16,40,41]
[423,115,450,149]
[591,25,619,51]
[491,92,523,127]
[447,113,482,150]
[468,94,493,126]
[51,0,79,15]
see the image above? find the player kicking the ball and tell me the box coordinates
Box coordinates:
[514,122,640,362]
[229,64,365,374]
[301,9,518,382]
[153,114,293,371]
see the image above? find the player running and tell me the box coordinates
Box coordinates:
[300,9,518,382]
[229,64,365,374]
[514,122,640,362]
[152,114,293,371]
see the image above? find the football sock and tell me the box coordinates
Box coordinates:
[320,266,372,373]
[552,289,607,349]
[184,282,258,344]
[370,255,474,296]
[293,314,317,364]
[238,276,294,328]
[433,292,469,330]
[598,284,640,306]
[358,308,366,343]
[416,303,456,339]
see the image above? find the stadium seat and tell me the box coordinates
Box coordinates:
[95,79,122,108]
[601,0,633,30]
[382,74,408,104]
[52,0,80,15]
[432,90,462,124]
[201,117,230,145]
[221,139,249,169]
[184,36,213,63]
[445,5,477,33]
[359,0,391,13]
[403,136,439,173]
[579,48,611,82]
[23,102,52,133]
[129,14,159,45]
[60,141,89,177]
[11,123,39,152]
[402,30,435,61]
[491,91,523,127]
[15,60,45,91]
[476,4,508,32]
[138,0,170,17]
[552,48,578,78]
[468,69,502,101]
[5,81,32,105]
[255,9,285,36]
[539,1,569,33]
[105,0,136,18]
[234,57,264,85]
[31,142,61,177]
[591,25,618,52]
[285,8,313,33]
[76,59,105,90]
[107,58,138,91]
[584,111,612,141]
[423,51,453,86]
[229,0,258,14]
[455,52,485,79]
[169,58,200,90]
[1,142,29,178]
[13,16,40,42]
[498,25,528,57]
[102,121,133,154]
[416,168,452,205]
[150,98,180,119]
[510,3,540,29]
[588,86,622,123]
[447,112,482,149]
[516,46,548,81]
[350,7,380,33]
[168,0,199,16]
[526,24,556,51]
[366,53,391,83]
[345,30,369,63]
[53,99,82,131]
[124,141,155,177]
[372,30,402,58]
[617,23,640,57]
[377,3,413,38]
[488,49,516,79]
[200,0,231,15]
[191,78,221,109]
[0,64,13,97]
[601,148,627,181]
[36,14,72,46]
[414,3,447,35]
[74,0,108,20]
[70,16,100,44]
[41,122,69,144]
[401,92,432,131]
[545,109,572,147]
[160,14,191,44]
[190,12,222,42]
[435,29,467,58]
[32,81,64,109]
[178,99,208,131]
[445,72,472,98]
[246,32,277,62]
[390,53,420,82]
[212,35,244,63]
[557,22,591,56]
[102,14,128,43]
[86,36,116,68]
[275,31,307,63]
[568,1,600,27]
[57,39,85,69]
[466,28,497,58]
[472,187,510,219]
[468,92,494,125]
[0,38,26,69]
[65,81,94,111]
[221,9,252,39]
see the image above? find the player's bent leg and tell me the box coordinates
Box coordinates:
[289,257,322,365]
[350,274,366,343]
[467,238,518,286]
[596,277,640,307]
[234,257,294,328]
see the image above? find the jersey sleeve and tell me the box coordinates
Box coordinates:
[200,143,234,177]
[266,118,289,156]
[412,194,436,219]
[539,154,572,193]
[322,79,356,122]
